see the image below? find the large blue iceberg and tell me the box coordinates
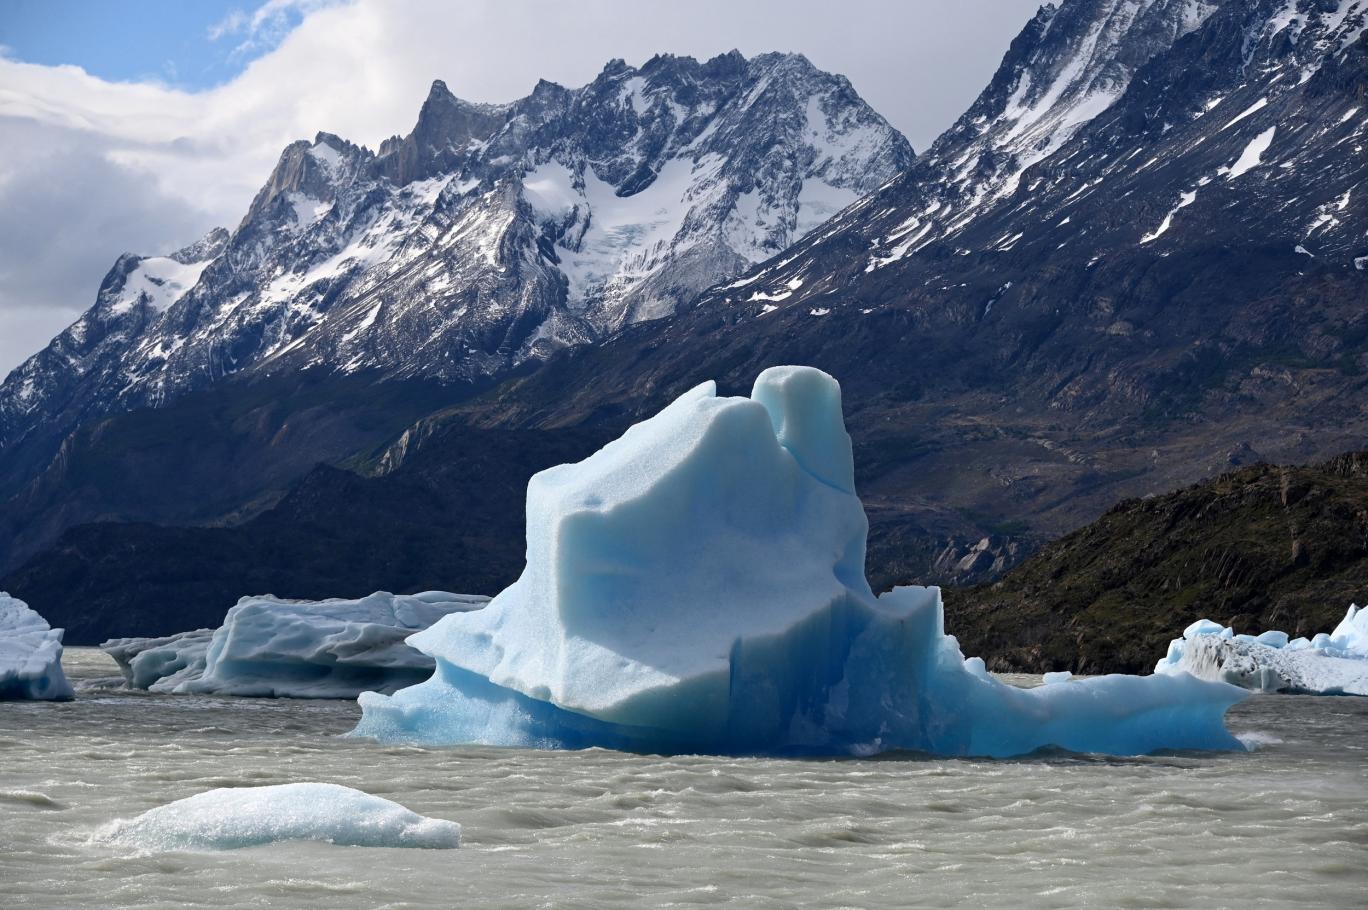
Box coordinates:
[353,366,1247,757]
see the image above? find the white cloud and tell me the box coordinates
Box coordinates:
[207,9,250,42]
[0,0,1043,376]
[209,0,345,58]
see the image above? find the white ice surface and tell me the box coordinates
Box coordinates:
[1155,606,1368,695]
[354,367,1247,757]
[92,783,460,851]
[0,592,74,701]
[1328,603,1368,654]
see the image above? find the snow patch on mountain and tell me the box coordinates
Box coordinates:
[110,256,215,315]
[1227,127,1277,179]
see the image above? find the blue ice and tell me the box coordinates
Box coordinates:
[353,367,1246,757]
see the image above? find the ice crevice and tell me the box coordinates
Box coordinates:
[353,366,1248,757]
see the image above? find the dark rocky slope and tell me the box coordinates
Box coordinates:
[4,424,613,644]
[945,451,1368,674]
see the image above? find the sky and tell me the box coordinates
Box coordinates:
[0,0,1044,377]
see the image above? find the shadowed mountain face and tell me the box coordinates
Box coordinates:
[3,2,1367,649]
[5,420,617,644]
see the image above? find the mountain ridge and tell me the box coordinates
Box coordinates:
[0,50,911,474]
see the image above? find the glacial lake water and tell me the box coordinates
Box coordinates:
[2,648,1365,909]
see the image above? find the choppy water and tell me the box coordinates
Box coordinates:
[2,648,1365,909]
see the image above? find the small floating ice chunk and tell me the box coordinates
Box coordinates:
[1254,630,1290,649]
[1184,618,1234,639]
[1042,671,1074,685]
[93,783,460,851]
[0,592,74,701]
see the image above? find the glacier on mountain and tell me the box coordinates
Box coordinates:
[0,592,74,701]
[353,366,1247,757]
[93,783,461,851]
[102,591,488,698]
[1155,607,1368,695]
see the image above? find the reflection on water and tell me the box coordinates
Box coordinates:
[1,648,1365,909]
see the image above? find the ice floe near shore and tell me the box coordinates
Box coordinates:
[102,591,487,698]
[93,783,460,851]
[354,366,1247,757]
[1155,607,1368,696]
[0,592,74,701]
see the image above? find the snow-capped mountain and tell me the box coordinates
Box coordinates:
[722,0,1366,311]
[0,51,911,456]
[0,229,230,445]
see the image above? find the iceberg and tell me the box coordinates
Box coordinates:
[1155,609,1368,696]
[353,366,1247,757]
[102,628,215,692]
[102,591,488,698]
[0,592,74,701]
[1327,603,1368,655]
[93,783,460,851]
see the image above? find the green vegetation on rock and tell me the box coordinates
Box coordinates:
[946,452,1368,674]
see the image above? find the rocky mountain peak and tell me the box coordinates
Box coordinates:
[0,52,912,467]
[243,132,371,226]
[167,227,231,266]
[927,0,1220,207]
[375,80,508,185]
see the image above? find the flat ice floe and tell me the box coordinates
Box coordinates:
[1155,608,1368,696]
[0,592,74,701]
[102,591,488,698]
[354,366,1247,757]
[92,783,460,851]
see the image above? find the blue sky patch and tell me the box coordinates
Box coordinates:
[0,0,315,89]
